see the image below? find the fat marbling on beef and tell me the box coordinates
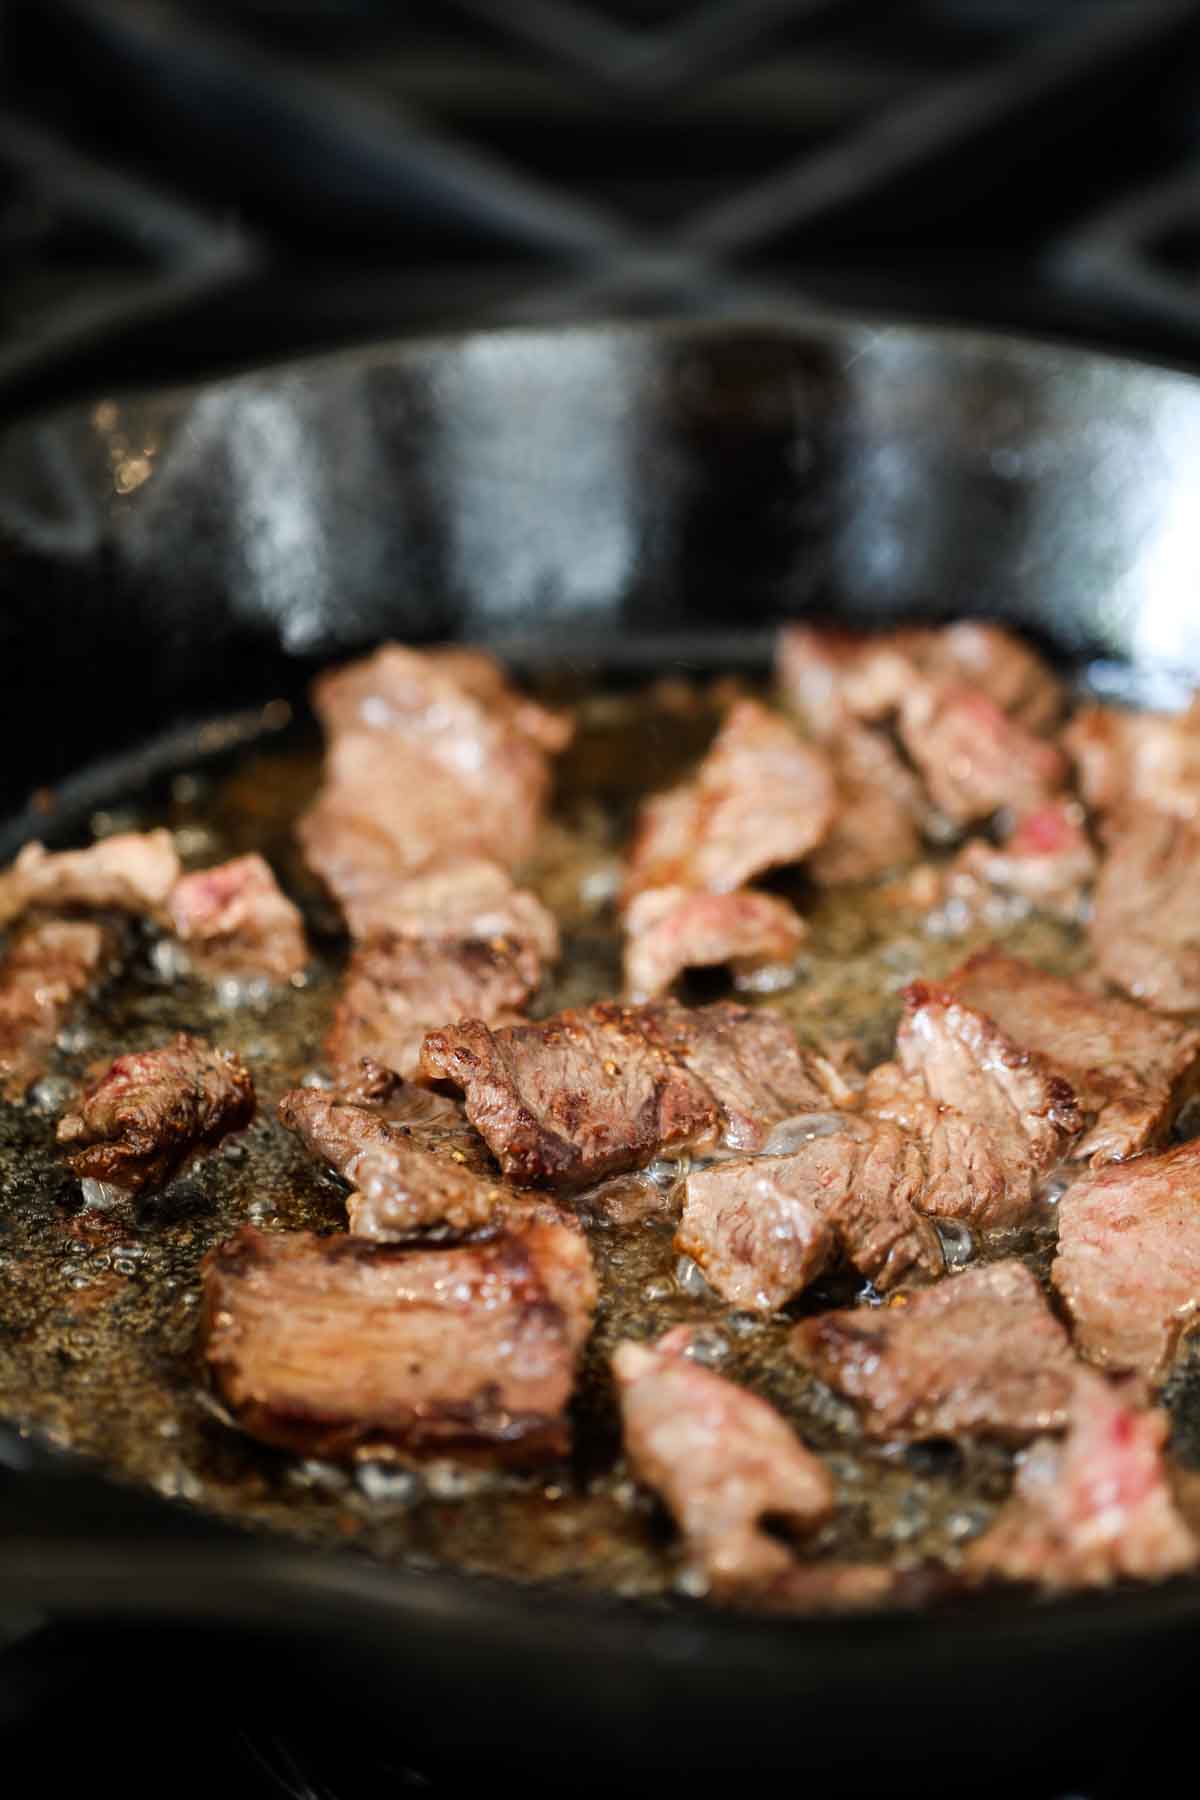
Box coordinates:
[202,1216,595,1461]
[1052,1136,1200,1382]
[622,887,805,1002]
[0,918,110,1101]
[0,830,181,928]
[57,1032,254,1193]
[622,699,834,902]
[944,949,1200,1164]
[167,853,308,983]
[421,999,853,1188]
[793,1261,1078,1442]
[965,1368,1197,1589]
[612,1326,834,1597]
[676,1117,941,1312]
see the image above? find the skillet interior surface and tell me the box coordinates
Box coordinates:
[5,316,1200,1770]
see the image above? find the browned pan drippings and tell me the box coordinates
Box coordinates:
[0,675,1196,1602]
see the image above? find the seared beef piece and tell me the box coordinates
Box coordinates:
[299,645,570,915]
[897,684,1067,827]
[167,853,308,983]
[966,1369,1197,1589]
[0,830,180,929]
[622,887,805,1001]
[623,699,834,902]
[202,1217,595,1462]
[794,1260,1077,1443]
[777,622,1062,738]
[948,801,1096,918]
[944,949,1200,1164]
[1089,811,1200,1013]
[676,1119,940,1312]
[612,1326,833,1597]
[639,1000,857,1153]
[57,1033,254,1193]
[319,854,559,961]
[422,1000,851,1188]
[883,981,1082,1229]
[278,1083,503,1237]
[808,724,924,887]
[1065,699,1200,822]
[326,934,537,1083]
[0,919,110,1100]
[1052,1137,1200,1382]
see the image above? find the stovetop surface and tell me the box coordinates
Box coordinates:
[4,2,1200,1791]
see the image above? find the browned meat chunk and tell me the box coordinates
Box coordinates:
[777,622,1062,738]
[1065,699,1200,822]
[945,949,1200,1164]
[612,1326,833,1598]
[623,699,834,902]
[622,887,805,1001]
[808,724,924,886]
[1089,811,1200,1012]
[898,684,1067,826]
[326,934,537,1083]
[202,1217,595,1462]
[57,1033,255,1193]
[422,1000,851,1188]
[167,853,308,983]
[0,830,180,929]
[948,801,1096,919]
[0,919,110,1100]
[793,1261,1078,1442]
[884,980,1081,1229]
[299,645,570,923]
[319,854,558,961]
[1052,1137,1200,1382]
[966,1369,1197,1590]
[676,1118,940,1311]
[278,1082,503,1237]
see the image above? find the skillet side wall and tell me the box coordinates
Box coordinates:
[2,319,1200,809]
[3,317,1200,1775]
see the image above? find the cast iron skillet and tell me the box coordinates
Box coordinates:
[3,315,1200,1784]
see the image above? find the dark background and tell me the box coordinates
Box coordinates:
[4,3,1200,1793]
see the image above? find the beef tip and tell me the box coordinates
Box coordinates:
[421,1002,720,1188]
[167,854,308,984]
[622,887,805,1002]
[278,1083,502,1237]
[326,934,537,1084]
[793,1261,1077,1443]
[898,683,1067,826]
[965,1369,1197,1590]
[808,724,924,886]
[0,918,110,1101]
[777,622,1062,739]
[1065,699,1200,822]
[319,854,558,961]
[885,981,1082,1229]
[639,1000,857,1153]
[612,1325,833,1598]
[421,1000,852,1188]
[57,1032,255,1193]
[299,645,570,913]
[676,1116,940,1312]
[944,949,1200,1164]
[1088,811,1200,1013]
[202,1217,595,1462]
[947,801,1096,919]
[623,699,834,902]
[0,830,180,929]
[1052,1137,1200,1382]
